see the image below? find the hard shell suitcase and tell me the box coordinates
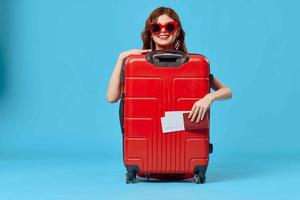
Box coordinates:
[119,50,213,184]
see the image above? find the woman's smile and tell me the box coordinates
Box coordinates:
[158,34,170,40]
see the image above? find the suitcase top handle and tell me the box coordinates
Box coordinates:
[146,50,189,67]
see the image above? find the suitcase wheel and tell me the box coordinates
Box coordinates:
[126,172,137,184]
[193,174,206,184]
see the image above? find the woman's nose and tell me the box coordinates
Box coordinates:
[160,27,167,33]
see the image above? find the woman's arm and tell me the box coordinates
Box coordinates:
[106,55,123,103]
[209,76,233,101]
[106,49,151,103]
[188,76,232,122]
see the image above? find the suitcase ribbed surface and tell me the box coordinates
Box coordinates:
[123,54,210,175]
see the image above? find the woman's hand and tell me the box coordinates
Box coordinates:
[106,49,152,103]
[119,49,151,60]
[188,94,214,122]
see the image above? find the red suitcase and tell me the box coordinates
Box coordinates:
[119,50,213,184]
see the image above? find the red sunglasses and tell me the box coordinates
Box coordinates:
[150,21,178,35]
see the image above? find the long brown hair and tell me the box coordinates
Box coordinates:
[141,7,188,53]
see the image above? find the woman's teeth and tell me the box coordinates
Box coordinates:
[159,35,170,40]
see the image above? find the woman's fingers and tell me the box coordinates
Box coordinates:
[200,107,207,121]
[131,49,152,55]
[136,49,151,53]
[138,49,152,54]
[188,104,196,118]
[196,107,204,123]
[190,106,200,122]
[191,105,207,123]
[189,96,212,122]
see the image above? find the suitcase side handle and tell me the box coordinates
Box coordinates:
[146,50,189,67]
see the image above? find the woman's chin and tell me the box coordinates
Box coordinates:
[156,41,173,49]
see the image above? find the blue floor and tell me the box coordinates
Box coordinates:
[0,154,299,200]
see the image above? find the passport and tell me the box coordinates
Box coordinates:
[161,111,209,133]
[182,112,209,130]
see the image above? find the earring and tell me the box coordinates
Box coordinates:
[175,39,181,50]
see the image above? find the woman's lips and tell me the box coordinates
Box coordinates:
[158,34,170,40]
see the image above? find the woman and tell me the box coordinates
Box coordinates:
[106,7,232,123]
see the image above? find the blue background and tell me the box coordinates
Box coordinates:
[1,0,300,199]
